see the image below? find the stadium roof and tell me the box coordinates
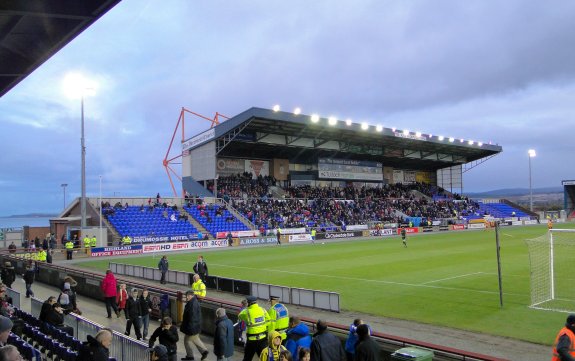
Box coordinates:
[0,0,121,97]
[184,107,503,172]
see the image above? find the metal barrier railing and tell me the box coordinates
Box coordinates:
[6,287,20,309]
[110,262,340,312]
[30,298,149,360]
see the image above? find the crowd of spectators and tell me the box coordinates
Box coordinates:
[207,173,276,200]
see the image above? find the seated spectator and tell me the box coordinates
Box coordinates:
[0,345,22,361]
[40,296,57,322]
[45,303,74,335]
[79,329,113,361]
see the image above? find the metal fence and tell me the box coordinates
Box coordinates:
[30,298,149,361]
[6,287,20,309]
[110,262,340,312]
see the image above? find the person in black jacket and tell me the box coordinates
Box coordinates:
[45,303,74,335]
[0,262,15,289]
[22,263,35,298]
[353,324,380,361]
[139,289,152,340]
[124,288,142,340]
[79,329,113,361]
[193,256,208,281]
[149,317,179,361]
[214,308,234,361]
[180,290,209,361]
[39,296,57,322]
[310,320,345,361]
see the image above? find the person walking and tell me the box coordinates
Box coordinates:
[310,320,345,361]
[125,288,143,340]
[180,290,209,361]
[158,255,169,284]
[401,228,407,248]
[193,255,208,281]
[149,317,179,361]
[117,283,128,317]
[23,262,35,298]
[101,270,120,318]
[139,289,152,340]
[552,314,575,361]
[214,308,234,361]
[268,296,289,342]
[354,324,380,361]
[238,296,270,361]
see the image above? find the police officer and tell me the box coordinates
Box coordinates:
[90,235,97,247]
[83,235,91,249]
[238,296,270,361]
[122,235,132,246]
[37,249,47,262]
[65,239,74,260]
[268,296,289,343]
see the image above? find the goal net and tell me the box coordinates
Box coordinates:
[525,229,575,312]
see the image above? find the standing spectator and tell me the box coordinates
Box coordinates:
[58,284,73,314]
[214,308,234,361]
[125,288,143,340]
[139,289,152,340]
[158,255,169,284]
[151,344,169,361]
[310,320,345,361]
[23,262,35,298]
[286,317,312,361]
[160,293,170,319]
[0,262,15,289]
[345,319,363,361]
[0,316,13,346]
[192,274,207,300]
[238,296,270,361]
[79,329,113,361]
[276,228,281,245]
[259,331,288,361]
[227,231,233,247]
[46,249,53,264]
[101,270,120,318]
[193,255,209,281]
[149,317,179,361]
[180,290,209,361]
[40,296,57,322]
[117,283,128,317]
[401,228,407,248]
[552,314,575,361]
[7,242,16,254]
[353,324,380,361]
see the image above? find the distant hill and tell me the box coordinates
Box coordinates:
[466,186,563,198]
[2,213,58,218]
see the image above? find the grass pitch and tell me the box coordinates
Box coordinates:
[80,224,574,345]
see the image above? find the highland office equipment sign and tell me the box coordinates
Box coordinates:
[318,158,383,181]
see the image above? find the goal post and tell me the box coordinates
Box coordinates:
[525,229,575,313]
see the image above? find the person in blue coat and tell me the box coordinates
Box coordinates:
[285,316,312,361]
[214,308,234,361]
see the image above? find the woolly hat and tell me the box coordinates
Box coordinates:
[566,314,575,326]
[0,315,13,333]
[153,344,168,357]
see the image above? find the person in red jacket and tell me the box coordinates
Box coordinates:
[101,269,120,318]
[117,283,128,318]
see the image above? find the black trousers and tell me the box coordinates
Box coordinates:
[160,271,167,284]
[242,337,267,361]
[105,296,119,317]
[126,317,142,339]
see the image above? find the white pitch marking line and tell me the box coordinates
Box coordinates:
[502,233,514,237]
[421,272,483,285]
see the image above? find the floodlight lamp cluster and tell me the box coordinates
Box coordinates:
[271,105,489,147]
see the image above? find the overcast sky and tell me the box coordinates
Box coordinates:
[1,0,575,216]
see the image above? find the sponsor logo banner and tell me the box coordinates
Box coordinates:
[422,226,434,232]
[289,234,313,242]
[317,231,363,240]
[346,224,368,231]
[182,128,215,150]
[216,230,260,239]
[367,229,395,237]
[397,227,419,234]
[142,240,227,253]
[91,245,142,257]
[132,235,195,243]
[275,228,307,235]
[238,237,278,246]
[511,221,523,226]
[438,225,449,231]
[451,224,466,230]
[524,220,538,225]
[468,223,486,229]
